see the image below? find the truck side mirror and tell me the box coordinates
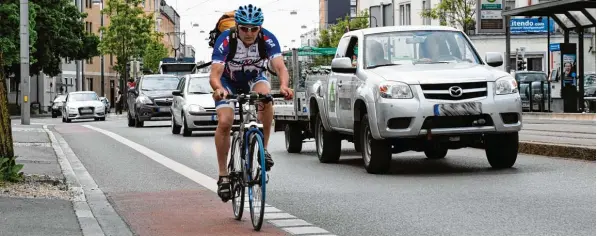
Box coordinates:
[485,52,503,67]
[331,57,356,73]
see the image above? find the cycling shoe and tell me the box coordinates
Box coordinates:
[217,176,231,202]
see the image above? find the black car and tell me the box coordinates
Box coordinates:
[127,74,181,127]
[50,94,67,118]
[514,71,550,112]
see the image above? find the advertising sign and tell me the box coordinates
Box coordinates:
[510,18,556,34]
[481,0,503,10]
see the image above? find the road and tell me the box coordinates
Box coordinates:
[15,116,596,236]
[520,118,596,147]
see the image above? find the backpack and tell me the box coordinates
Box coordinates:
[208,12,277,76]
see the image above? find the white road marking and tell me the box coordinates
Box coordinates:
[82,125,335,235]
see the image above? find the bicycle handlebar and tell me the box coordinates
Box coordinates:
[222,92,287,103]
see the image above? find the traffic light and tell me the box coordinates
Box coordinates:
[516,54,526,71]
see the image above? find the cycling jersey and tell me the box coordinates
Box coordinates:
[211,27,282,109]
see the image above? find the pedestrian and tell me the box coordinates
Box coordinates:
[115,91,123,114]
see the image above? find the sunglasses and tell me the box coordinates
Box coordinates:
[238,25,260,33]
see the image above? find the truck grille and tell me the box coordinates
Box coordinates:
[420,82,487,100]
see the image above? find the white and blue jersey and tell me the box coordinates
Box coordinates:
[211,27,282,109]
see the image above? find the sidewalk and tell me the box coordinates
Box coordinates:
[0,124,82,236]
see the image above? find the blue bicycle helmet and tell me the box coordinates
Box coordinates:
[235,4,264,26]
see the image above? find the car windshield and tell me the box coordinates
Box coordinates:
[53,95,66,102]
[516,73,547,83]
[364,30,481,68]
[69,93,98,102]
[140,76,181,91]
[187,76,213,94]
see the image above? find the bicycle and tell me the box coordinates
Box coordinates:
[225,91,285,231]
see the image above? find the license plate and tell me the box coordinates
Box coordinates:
[158,107,170,112]
[433,102,482,116]
[81,109,92,113]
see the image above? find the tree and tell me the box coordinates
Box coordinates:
[0,0,38,181]
[99,0,155,89]
[420,0,476,31]
[142,34,168,74]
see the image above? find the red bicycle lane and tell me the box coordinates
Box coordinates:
[108,187,288,236]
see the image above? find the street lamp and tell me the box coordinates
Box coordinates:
[92,0,105,97]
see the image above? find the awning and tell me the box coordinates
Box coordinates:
[502,0,595,30]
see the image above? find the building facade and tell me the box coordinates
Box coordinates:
[6,0,181,112]
[319,0,358,29]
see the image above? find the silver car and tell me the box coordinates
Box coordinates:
[170,73,240,136]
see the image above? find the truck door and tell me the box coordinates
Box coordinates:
[337,36,359,130]
[327,36,351,129]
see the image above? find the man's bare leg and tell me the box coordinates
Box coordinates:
[252,82,273,148]
[214,107,234,176]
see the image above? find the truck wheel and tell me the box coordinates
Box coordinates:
[361,114,391,174]
[424,143,448,159]
[285,123,303,153]
[484,132,519,169]
[315,114,341,163]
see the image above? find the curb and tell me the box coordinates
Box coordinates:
[473,141,595,161]
[43,125,134,236]
[522,112,595,121]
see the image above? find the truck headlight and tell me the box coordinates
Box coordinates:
[495,77,518,95]
[136,95,153,104]
[379,81,413,99]
[188,104,205,113]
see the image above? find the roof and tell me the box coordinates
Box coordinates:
[502,0,595,30]
[352,25,460,35]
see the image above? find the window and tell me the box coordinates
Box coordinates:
[400,3,411,25]
[350,0,357,5]
[422,0,431,25]
[9,79,18,92]
[110,54,113,65]
[87,78,93,91]
[350,7,357,17]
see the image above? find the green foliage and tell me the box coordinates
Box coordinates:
[317,9,370,48]
[0,0,38,67]
[143,34,169,74]
[0,156,24,182]
[420,0,476,30]
[99,0,155,78]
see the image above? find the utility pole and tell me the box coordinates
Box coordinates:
[94,0,105,97]
[20,0,30,125]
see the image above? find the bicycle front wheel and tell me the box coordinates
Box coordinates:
[247,132,266,231]
[228,131,244,220]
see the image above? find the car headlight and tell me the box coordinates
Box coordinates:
[188,104,205,113]
[136,95,153,104]
[95,105,105,110]
[495,76,519,95]
[67,106,77,111]
[379,81,413,99]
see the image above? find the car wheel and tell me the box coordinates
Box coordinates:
[127,113,135,127]
[314,114,341,163]
[134,113,144,127]
[485,132,518,169]
[182,115,192,137]
[171,114,181,134]
[52,112,57,118]
[361,113,391,174]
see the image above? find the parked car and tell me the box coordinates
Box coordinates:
[127,74,181,127]
[51,94,66,118]
[171,73,240,136]
[514,71,550,111]
[61,91,106,122]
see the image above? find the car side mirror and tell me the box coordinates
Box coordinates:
[172,90,183,96]
[485,52,503,67]
[331,57,356,73]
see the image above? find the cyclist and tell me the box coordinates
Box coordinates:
[210,4,293,202]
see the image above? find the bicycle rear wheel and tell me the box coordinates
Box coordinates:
[247,132,266,231]
[228,131,245,220]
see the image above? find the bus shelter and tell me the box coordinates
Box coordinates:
[502,0,595,112]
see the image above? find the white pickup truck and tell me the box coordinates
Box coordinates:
[273,26,523,174]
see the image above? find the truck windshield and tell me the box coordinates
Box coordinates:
[364,30,481,68]
[140,76,181,91]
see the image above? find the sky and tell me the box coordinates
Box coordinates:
[165,0,321,62]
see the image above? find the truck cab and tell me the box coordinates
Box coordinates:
[274,26,523,174]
